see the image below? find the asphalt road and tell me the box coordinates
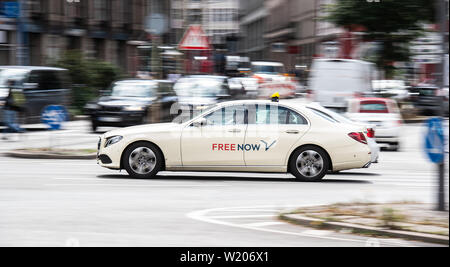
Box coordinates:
[0,121,448,247]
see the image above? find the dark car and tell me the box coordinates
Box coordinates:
[0,66,70,125]
[173,75,246,122]
[85,79,177,132]
[412,86,449,116]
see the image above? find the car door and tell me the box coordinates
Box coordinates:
[244,104,310,167]
[181,104,247,166]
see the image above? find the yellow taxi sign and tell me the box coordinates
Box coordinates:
[271,92,280,102]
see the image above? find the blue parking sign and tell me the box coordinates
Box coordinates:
[41,105,68,130]
[425,118,446,164]
[2,2,20,18]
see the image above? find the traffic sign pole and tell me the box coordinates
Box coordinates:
[438,161,445,211]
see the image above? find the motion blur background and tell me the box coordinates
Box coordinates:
[0,0,448,133]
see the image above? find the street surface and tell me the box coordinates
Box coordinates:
[0,120,448,247]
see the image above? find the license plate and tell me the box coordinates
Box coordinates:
[98,117,122,122]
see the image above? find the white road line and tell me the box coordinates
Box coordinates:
[301,230,333,236]
[45,183,229,188]
[242,222,287,227]
[208,215,275,219]
[186,205,417,247]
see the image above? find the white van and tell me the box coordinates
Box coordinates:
[309,59,375,109]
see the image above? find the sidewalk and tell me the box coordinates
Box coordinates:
[280,202,449,245]
[0,121,99,153]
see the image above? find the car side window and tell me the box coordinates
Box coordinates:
[248,104,307,125]
[204,105,246,126]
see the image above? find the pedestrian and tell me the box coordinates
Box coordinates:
[2,80,25,140]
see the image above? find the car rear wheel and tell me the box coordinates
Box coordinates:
[290,146,329,182]
[123,142,163,179]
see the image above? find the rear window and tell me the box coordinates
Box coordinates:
[360,101,389,113]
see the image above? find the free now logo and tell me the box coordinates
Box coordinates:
[212,140,277,152]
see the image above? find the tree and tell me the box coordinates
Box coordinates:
[325,0,435,78]
[53,50,122,113]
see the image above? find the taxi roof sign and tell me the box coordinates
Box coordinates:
[271,92,280,102]
[178,25,212,50]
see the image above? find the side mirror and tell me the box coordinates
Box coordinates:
[192,117,207,128]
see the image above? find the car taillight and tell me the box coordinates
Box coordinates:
[348,132,367,144]
[366,128,375,138]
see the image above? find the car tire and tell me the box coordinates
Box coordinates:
[290,146,329,182]
[123,142,163,179]
[390,142,400,152]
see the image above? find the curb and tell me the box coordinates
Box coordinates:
[4,150,96,160]
[280,214,449,245]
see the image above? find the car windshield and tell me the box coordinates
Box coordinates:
[174,77,224,97]
[252,64,284,74]
[0,69,29,87]
[111,83,156,98]
[360,101,389,113]
[419,88,437,96]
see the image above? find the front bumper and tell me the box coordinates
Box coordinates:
[91,111,145,127]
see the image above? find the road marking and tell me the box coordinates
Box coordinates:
[45,183,229,188]
[186,205,417,247]
[242,221,286,227]
[209,215,275,219]
[301,230,333,236]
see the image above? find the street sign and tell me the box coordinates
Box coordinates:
[41,105,68,130]
[178,25,211,50]
[1,2,20,18]
[145,13,168,35]
[425,117,445,164]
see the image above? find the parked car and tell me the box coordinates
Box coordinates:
[0,66,70,125]
[346,98,403,151]
[84,79,177,132]
[412,85,449,116]
[173,75,246,122]
[309,59,375,110]
[372,80,410,101]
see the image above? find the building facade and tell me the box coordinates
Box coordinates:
[238,0,267,60]
[171,0,239,46]
[0,0,170,76]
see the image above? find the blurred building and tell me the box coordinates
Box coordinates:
[238,0,268,60]
[239,0,344,71]
[0,0,171,76]
[171,0,239,47]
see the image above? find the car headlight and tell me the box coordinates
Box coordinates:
[105,136,123,148]
[124,106,146,111]
[85,103,99,110]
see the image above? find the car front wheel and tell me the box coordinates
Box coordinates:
[123,142,163,179]
[290,146,329,182]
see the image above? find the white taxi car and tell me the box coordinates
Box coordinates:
[97,100,372,182]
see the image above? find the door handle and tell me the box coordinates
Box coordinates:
[286,130,300,134]
[228,129,242,133]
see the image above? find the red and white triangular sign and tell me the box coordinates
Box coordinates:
[178,25,212,50]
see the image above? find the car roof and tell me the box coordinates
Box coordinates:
[182,75,227,79]
[0,66,67,71]
[354,97,394,103]
[251,61,284,67]
[115,79,172,84]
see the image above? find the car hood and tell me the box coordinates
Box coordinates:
[97,96,156,107]
[104,122,182,138]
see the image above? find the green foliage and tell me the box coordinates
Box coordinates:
[53,50,122,112]
[325,0,435,78]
